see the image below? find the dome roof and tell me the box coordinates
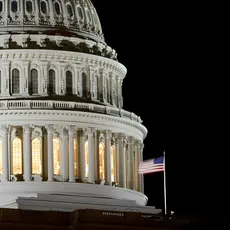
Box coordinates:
[0,0,104,43]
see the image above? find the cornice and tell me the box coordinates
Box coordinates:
[0,49,127,77]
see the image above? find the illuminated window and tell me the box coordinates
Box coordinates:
[32,138,42,175]
[12,138,22,174]
[74,139,78,176]
[99,143,105,179]
[53,138,60,175]
[0,140,2,174]
[85,141,88,177]
[111,145,115,182]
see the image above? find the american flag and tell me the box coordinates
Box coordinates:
[138,156,164,174]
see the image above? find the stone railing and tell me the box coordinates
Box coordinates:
[0,100,142,123]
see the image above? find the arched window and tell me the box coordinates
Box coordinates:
[99,143,105,180]
[31,69,38,94]
[32,138,42,175]
[12,138,22,175]
[11,0,18,12]
[0,140,2,175]
[26,0,33,13]
[86,9,91,22]
[82,72,87,97]
[74,139,78,177]
[111,145,115,182]
[54,1,60,15]
[85,141,88,178]
[12,69,20,94]
[67,4,73,17]
[0,1,3,13]
[48,69,55,95]
[40,1,47,14]
[53,138,60,175]
[77,7,83,19]
[66,71,73,95]
[97,75,100,100]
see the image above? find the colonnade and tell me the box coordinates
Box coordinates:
[0,125,144,193]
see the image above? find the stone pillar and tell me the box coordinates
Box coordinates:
[140,143,144,193]
[23,125,31,181]
[114,135,120,185]
[94,131,100,183]
[46,125,54,182]
[79,129,86,182]
[87,128,95,183]
[68,126,75,182]
[118,133,126,188]
[62,128,69,181]
[104,130,112,185]
[135,140,142,192]
[1,125,9,181]
[128,137,135,190]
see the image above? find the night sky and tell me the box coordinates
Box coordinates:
[92,1,220,216]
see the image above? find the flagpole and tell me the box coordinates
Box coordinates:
[163,150,167,215]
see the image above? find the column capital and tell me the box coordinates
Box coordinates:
[127,136,135,144]
[86,127,96,135]
[0,125,9,133]
[67,125,76,135]
[23,124,31,133]
[104,129,112,138]
[62,127,69,136]
[45,124,54,133]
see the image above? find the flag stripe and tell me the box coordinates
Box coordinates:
[138,156,164,174]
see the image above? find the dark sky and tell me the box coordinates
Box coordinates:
[92,1,223,217]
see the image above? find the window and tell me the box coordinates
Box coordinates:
[106,78,110,103]
[12,69,20,94]
[67,4,73,17]
[53,138,60,175]
[11,0,18,12]
[40,1,47,14]
[86,9,91,22]
[26,0,33,13]
[99,143,105,180]
[77,7,83,19]
[48,69,55,95]
[54,1,60,15]
[32,138,42,175]
[31,69,38,94]
[85,141,88,178]
[0,140,2,175]
[97,75,100,100]
[82,73,87,97]
[66,71,73,95]
[74,139,78,177]
[0,1,3,13]
[12,138,22,175]
[111,145,115,182]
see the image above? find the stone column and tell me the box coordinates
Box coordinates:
[140,143,144,193]
[62,128,69,181]
[135,140,142,192]
[23,125,31,181]
[87,128,95,183]
[94,131,100,183]
[128,137,135,190]
[46,125,54,182]
[79,129,86,182]
[114,134,120,185]
[104,130,112,185]
[68,126,75,182]
[1,125,9,181]
[118,133,126,188]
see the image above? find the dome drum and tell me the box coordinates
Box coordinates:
[0,0,104,43]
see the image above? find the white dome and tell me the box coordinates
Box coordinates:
[0,0,104,43]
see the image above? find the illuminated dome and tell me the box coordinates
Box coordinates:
[0,0,160,215]
[0,0,104,43]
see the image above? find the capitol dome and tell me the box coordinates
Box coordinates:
[0,0,160,214]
